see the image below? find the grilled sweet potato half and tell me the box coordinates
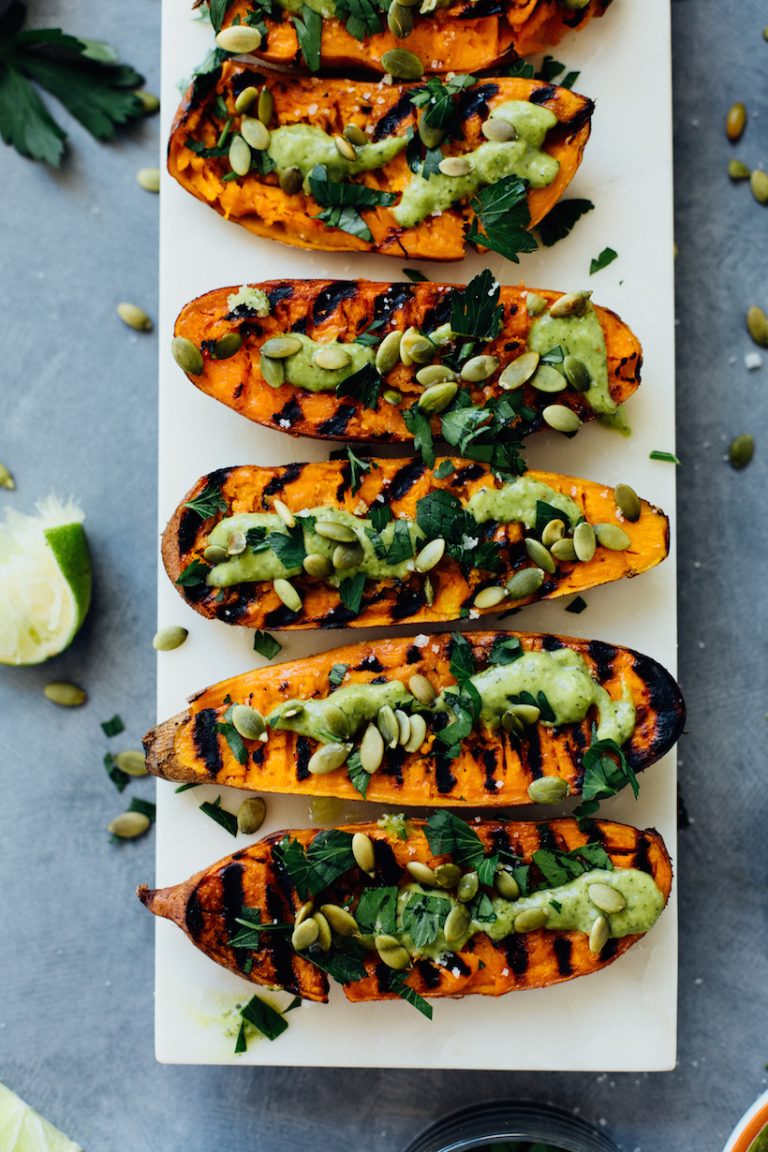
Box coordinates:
[172,277,641,445]
[139,815,672,1005]
[163,458,669,631]
[168,63,593,260]
[212,0,612,77]
[144,631,683,807]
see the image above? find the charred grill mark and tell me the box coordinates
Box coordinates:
[416,959,441,989]
[381,746,405,785]
[264,604,300,629]
[599,937,618,963]
[639,654,685,759]
[553,935,573,977]
[185,886,205,940]
[372,93,413,140]
[505,934,528,977]
[373,840,402,886]
[296,737,311,781]
[220,862,247,971]
[457,0,502,17]
[434,751,457,795]
[456,83,499,122]
[489,826,512,857]
[558,98,595,136]
[536,822,559,854]
[450,464,486,487]
[177,508,203,556]
[231,69,266,98]
[263,462,305,499]
[375,960,391,995]
[588,639,618,684]
[267,284,295,308]
[356,654,384,672]
[542,635,565,651]
[252,744,265,766]
[194,709,223,777]
[373,283,413,324]
[336,459,352,501]
[633,833,652,874]
[216,593,251,625]
[264,861,303,992]
[529,84,558,105]
[312,281,358,322]
[444,952,470,976]
[317,406,355,438]
[233,383,244,399]
[482,747,497,793]
[317,603,364,628]
[272,397,304,429]
[421,295,452,333]
[390,585,428,621]
[290,317,308,335]
[387,457,426,500]
[525,723,543,779]
[406,644,423,664]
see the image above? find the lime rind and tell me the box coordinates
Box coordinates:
[0,1082,82,1152]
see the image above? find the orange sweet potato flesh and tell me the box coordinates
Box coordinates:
[143,630,684,806]
[218,0,612,76]
[174,280,642,443]
[162,458,669,630]
[168,63,593,259]
[138,816,672,1003]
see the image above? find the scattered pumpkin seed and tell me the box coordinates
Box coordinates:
[117,302,152,332]
[321,903,359,936]
[563,355,590,392]
[234,85,259,114]
[527,776,569,804]
[726,101,747,142]
[404,712,427,752]
[499,351,540,390]
[444,903,471,943]
[152,625,188,652]
[501,710,524,737]
[550,537,577,562]
[272,498,295,528]
[416,364,457,386]
[228,134,252,176]
[295,900,314,926]
[573,521,596,562]
[344,124,367,146]
[387,1,414,37]
[377,705,400,749]
[334,133,357,161]
[315,519,357,543]
[415,537,445,572]
[525,537,556,574]
[260,353,285,387]
[383,389,403,405]
[495,870,520,900]
[273,578,302,613]
[457,871,479,903]
[115,749,147,777]
[213,332,243,360]
[332,542,363,570]
[227,529,247,555]
[312,911,332,951]
[549,290,591,319]
[203,544,228,563]
[282,705,304,719]
[507,703,540,726]
[543,404,582,434]
[136,166,160,193]
[728,159,751,181]
[729,433,754,469]
[418,112,445,150]
[525,293,546,316]
[614,483,641,522]
[594,522,631,550]
[231,704,267,741]
[375,329,403,374]
[43,681,86,707]
[395,709,411,746]
[241,117,270,151]
[314,344,353,371]
[435,863,462,889]
[428,322,453,346]
[323,704,350,741]
[171,336,203,375]
[257,87,274,126]
[589,913,610,954]
[588,882,626,915]
[482,116,517,143]
[460,354,499,383]
[109,811,150,839]
[215,25,263,52]
[531,365,567,393]
[473,585,508,610]
[751,169,768,205]
[407,861,438,885]
[291,918,319,951]
[360,723,385,773]
[746,305,768,347]
[400,326,434,365]
[375,934,411,969]
[541,518,565,547]
[0,463,15,490]
[352,830,376,874]
[438,155,471,178]
[237,796,267,835]
[135,90,160,115]
[514,907,549,933]
[303,552,332,578]
[279,166,303,195]
[408,673,436,705]
[380,48,424,80]
[423,574,434,605]
[262,335,302,359]
[505,567,545,600]
[418,381,458,414]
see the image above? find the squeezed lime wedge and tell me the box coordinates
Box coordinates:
[0,1082,82,1152]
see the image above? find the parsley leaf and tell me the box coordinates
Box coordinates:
[384,519,414,565]
[565,595,587,615]
[184,481,227,519]
[339,572,366,615]
[176,558,211,587]
[199,795,238,837]
[532,842,613,889]
[449,269,503,343]
[403,268,429,282]
[240,994,289,1041]
[329,662,348,688]
[252,630,282,660]
[580,737,639,802]
[207,0,236,32]
[347,749,370,798]
[346,447,373,494]
[537,198,595,248]
[101,714,125,737]
[275,830,357,898]
[267,523,306,570]
[403,406,435,467]
[292,5,322,71]
[334,0,382,40]
[388,971,433,1019]
[424,811,498,885]
[309,941,368,985]
[355,886,398,935]
[228,908,292,949]
[448,631,475,681]
[216,703,249,766]
[409,74,476,133]
[369,501,392,533]
[488,635,523,665]
[590,246,618,275]
[336,362,383,409]
[309,164,396,242]
[467,176,537,264]
[434,460,455,479]
[535,499,568,534]
[401,892,450,948]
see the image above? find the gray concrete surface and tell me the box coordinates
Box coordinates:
[1,1,767,1148]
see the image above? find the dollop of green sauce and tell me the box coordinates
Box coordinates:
[466,476,580,530]
[270,680,412,739]
[267,124,406,183]
[528,301,616,415]
[276,333,374,393]
[749,1127,768,1152]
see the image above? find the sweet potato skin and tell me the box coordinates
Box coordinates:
[143,631,684,806]
[218,0,612,76]
[138,816,672,1003]
[168,64,593,260]
[162,459,670,631]
[174,280,642,443]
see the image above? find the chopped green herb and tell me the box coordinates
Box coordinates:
[176,558,211,587]
[346,447,374,494]
[329,662,348,688]
[466,175,537,264]
[488,635,523,665]
[401,892,449,948]
[339,572,366,615]
[275,829,356,899]
[267,523,307,570]
[534,500,567,534]
[240,993,289,1041]
[589,246,618,275]
[228,908,292,948]
[355,886,398,936]
[449,269,503,344]
[540,345,565,366]
[234,1021,247,1054]
[408,73,476,133]
[175,781,201,793]
[347,749,370,798]
[580,737,639,802]
[533,842,613,889]
[434,460,455,479]
[184,481,227,519]
[334,0,382,40]
[199,795,239,837]
[388,971,433,1019]
[309,163,396,241]
[650,450,680,464]
[424,811,498,886]
[565,596,588,615]
[103,752,129,792]
[308,941,368,985]
[101,714,125,738]
[369,501,392,533]
[336,362,383,409]
[216,704,249,766]
[403,405,435,467]
[252,630,282,660]
[128,797,156,822]
[403,268,428,282]
[537,198,594,248]
[549,898,563,913]
[292,5,322,71]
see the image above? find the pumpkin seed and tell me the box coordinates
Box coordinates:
[323,704,350,741]
[273,578,302,613]
[438,156,471,178]
[407,861,438,885]
[444,903,471,943]
[352,831,376,874]
[257,86,274,125]
[387,0,414,37]
[212,332,242,360]
[231,704,266,741]
[415,537,445,572]
[594,522,631,551]
[237,796,267,835]
[404,712,427,752]
[428,322,453,347]
[499,351,540,390]
[303,552,332,578]
[527,776,569,804]
[473,585,508,610]
[460,354,499,383]
[0,463,15,490]
[416,364,457,386]
[152,625,188,652]
[728,159,751,181]
[549,290,591,318]
[320,903,359,936]
[729,433,754,469]
[332,543,364,570]
[423,575,434,605]
[541,518,565,547]
[505,567,544,599]
[395,709,411,746]
[360,723,385,773]
[295,900,314,926]
[115,749,147,776]
[589,913,610,954]
[614,483,641,522]
[42,681,86,707]
[563,355,591,392]
[334,133,357,161]
[108,811,150,839]
[312,911,332,951]
[525,537,556,574]
[375,934,411,969]
[241,116,270,150]
[260,353,285,387]
[507,703,540,726]
[550,537,577,562]
[408,673,436,706]
[562,0,589,7]
[435,863,462,889]
[215,25,263,52]
[344,124,367,146]
[573,521,596,562]
[203,544,228,563]
[380,48,424,80]
[543,404,582,435]
[315,519,357,542]
[291,918,319,951]
[481,116,517,143]
[525,293,546,316]
[279,166,303,195]
[227,530,246,555]
[501,710,524,736]
[514,907,549,933]
[314,344,352,371]
[282,705,304,719]
[746,305,768,347]
[530,365,567,393]
[262,335,302,359]
[457,871,479,903]
[377,705,400,749]
[396,0,422,9]
[588,883,626,915]
[400,326,434,365]
[375,330,403,374]
[751,169,768,205]
[418,381,457,414]
[137,166,160,193]
[228,134,252,176]
[117,302,152,332]
[383,389,403,405]
[135,90,160,115]
[418,113,445,150]
[272,498,295,528]
[234,85,259,114]
[495,870,520,900]
[726,101,747,142]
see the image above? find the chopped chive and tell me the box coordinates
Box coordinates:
[101,714,125,737]
[240,993,289,1041]
[234,1021,248,1053]
[252,630,282,660]
[129,797,156,822]
[403,268,428,282]
[104,752,130,793]
[565,596,588,614]
[589,246,618,275]
[650,450,680,464]
[199,795,238,837]
[175,782,201,793]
